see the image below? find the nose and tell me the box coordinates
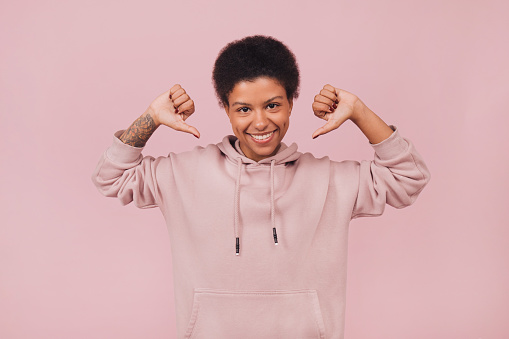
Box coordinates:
[253,110,269,130]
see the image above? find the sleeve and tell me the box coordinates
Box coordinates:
[351,125,431,219]
[90,129,166,209]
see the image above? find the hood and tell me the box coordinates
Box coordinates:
[217,135,301,165]
[217,135,302,256]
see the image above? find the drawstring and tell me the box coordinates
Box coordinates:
[234,158,242,256]
[270,159,278,246]
[233,158,279,256]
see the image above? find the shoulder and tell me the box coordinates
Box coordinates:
[295,151,329,164]
[168,142,223,164]
[295,151,358,171]
[295,151,361,188]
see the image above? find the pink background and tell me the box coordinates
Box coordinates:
[1,0,508,338]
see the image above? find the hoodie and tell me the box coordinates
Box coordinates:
[91,125,430,339]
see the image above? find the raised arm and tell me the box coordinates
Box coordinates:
[91,84,198,209]
[118,111,159,147]
[120,83,200,147]
[311,84,393,143]
[312,84,430,217]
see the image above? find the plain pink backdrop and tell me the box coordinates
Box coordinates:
[1,0,508,338]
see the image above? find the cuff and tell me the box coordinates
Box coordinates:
[370,125,409,160]
[105,129,145,163]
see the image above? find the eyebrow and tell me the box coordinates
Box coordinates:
[231,96,284,107]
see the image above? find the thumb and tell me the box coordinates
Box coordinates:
[311,118,345,139]
[173,121,201,138]
[312,124,329,139]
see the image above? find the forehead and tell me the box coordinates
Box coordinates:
[229,77,286,104]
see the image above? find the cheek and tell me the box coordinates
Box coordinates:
[231,119,247,133]
[278,115,290,129]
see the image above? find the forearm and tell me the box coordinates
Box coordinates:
[350,101,394,144]
[119,108,160,147]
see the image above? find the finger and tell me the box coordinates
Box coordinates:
[173,120,201,138]
[173,93,191,108]
[323,84,336,94]
[312,102,333,118]
[314,94,336,109]
[323,84,339,103]
[170,87,186,101]
[170,88,186,102]
[319,88,338,103]
[169,84,182,99]
[177,100,195,117]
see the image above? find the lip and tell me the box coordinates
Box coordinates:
[247,129,277,144]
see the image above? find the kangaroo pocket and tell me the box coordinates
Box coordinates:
[183,288,326,339]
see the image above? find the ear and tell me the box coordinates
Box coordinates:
[288,98,293,116]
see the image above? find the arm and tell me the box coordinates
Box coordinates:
[119,83,200,147]
[91,129,162,209]
[118,109,159,148]
[312,84,430,217]
[311,84,393,143]
[349,100,394,145]
[351,126,430,218]
[91,84,198,208]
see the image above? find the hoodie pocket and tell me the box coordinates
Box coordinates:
[183,288,326,339]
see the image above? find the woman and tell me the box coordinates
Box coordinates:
[92,35,430,339]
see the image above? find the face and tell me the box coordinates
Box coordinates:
[224,77,293,162]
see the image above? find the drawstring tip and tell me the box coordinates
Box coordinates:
[273,227,278,245]
[236,237,240,256]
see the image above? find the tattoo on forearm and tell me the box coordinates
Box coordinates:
[119,112,158,147]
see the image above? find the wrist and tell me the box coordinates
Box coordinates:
[349,98,368,125]
[145,106,161,127]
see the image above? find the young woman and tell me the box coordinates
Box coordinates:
[92,35,430,339]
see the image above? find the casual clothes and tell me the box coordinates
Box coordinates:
[91,125,430,339]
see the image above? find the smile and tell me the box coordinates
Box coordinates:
[247,130,277,143]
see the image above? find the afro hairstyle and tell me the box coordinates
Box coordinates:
[212,35,300,107]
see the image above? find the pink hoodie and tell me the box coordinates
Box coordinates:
[91,125,430,339]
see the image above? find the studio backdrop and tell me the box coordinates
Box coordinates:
[1,0,508,338]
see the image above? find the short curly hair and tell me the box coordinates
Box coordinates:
[212,35,300,107]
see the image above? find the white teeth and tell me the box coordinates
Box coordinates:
[251,131,274,140]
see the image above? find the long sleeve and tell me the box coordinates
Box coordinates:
[351,125,431,219]
[91,129,166,209]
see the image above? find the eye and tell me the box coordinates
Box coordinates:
[267,103,280,109]
[237,107,250,113]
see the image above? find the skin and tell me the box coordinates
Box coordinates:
[120,81,394,157]
[119,84,198,147]
[311,84,394,144]
[223,77,293,162]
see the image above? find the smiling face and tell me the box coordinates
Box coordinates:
[224,77,293,162]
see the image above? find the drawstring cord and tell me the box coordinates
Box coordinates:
[234,158,242,256]
[234,158,279,256]
[271,159,278,245]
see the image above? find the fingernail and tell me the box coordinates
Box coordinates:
[175,109,179,113]
[335,99,339,104]
[333,103,338,109]
[313,135,318,139]
[194,134,199,139]
[169,94,172,99]
[329,107,333,112]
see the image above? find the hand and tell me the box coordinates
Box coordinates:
[311,85,364,139]
[148,84,200,138]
